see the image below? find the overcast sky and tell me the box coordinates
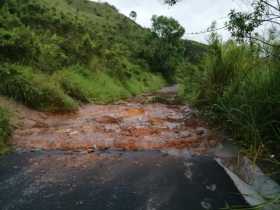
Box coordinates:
[93,0,251,43]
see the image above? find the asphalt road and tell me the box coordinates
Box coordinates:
[0,151,249,210]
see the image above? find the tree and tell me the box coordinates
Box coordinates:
[129,11,137,21]
[227,0,280,45]
[151,15,185,42]
[164,0,280,46]
[148,15,185,81]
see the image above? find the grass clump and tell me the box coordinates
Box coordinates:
[54,66,166,104]
[0,64,78,112]
[179,37,280,166]
[125,72,166,96]
[53,67,96,103]
[87,72,130,103]
[54,66,131,104]
[0,63,166,112]
[0,107,11,155]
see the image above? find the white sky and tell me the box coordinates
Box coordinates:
[93,0,251,43]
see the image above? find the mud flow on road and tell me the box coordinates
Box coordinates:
[11,86,220,153]
[0,86,253,210]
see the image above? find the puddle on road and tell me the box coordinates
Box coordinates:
[11,90,220,154]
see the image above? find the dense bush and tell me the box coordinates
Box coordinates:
[0,0,172,110]
[180,38,280,158]
[124,72,166,95]
[54,65,166,103]
[0,0,152,72]
[54,66,130,103]
[0,65,78,111]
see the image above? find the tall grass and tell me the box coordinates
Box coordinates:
[124,72,166,95]
[53,67,128,103]
[54,65,166,104]
[0,64,78,112]
[181,39,280,160]
[0,63,166,111]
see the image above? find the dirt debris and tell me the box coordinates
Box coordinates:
[11,87,221,153]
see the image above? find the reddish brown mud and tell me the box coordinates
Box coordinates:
[11,87,220,153]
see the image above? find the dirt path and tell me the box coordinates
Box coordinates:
[11,86,219,154]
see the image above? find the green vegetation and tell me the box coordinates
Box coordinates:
[148,15,186,82]
[53,67,129,104]
[0,0,169,109]
[5,0,278,176]
[0,107,10,155]
[54,66,166,103]
[0,64,78,112]
[1,0,192,148]
[178,33,280,167]
[0,0,151,151]
[166,0,280,174]
[183,39,208,64]
[1,0,203,111]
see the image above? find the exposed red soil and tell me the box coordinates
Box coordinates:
[11,88,220,154]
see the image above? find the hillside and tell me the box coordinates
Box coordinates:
[0,0,208,153]
[0,0,167,108]
[0,0,207,109]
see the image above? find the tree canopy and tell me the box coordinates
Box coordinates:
[164,0,280,45]
[151,15,185,42]
[227,0,280,45]
[146,15,186,82]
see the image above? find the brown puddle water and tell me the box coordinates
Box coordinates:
[11,87,220,154]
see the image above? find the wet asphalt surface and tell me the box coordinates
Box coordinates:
[0,87,250,210]
[0,150,249,210]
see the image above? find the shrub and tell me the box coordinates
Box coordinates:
[0,64,78,112]
[54,66,131,104]
[53,68,95,103]
[181,40,280,158]
[54,65,166,103]
[89,72,131,103]
[125,72,165,96]
[0,0,169,112]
